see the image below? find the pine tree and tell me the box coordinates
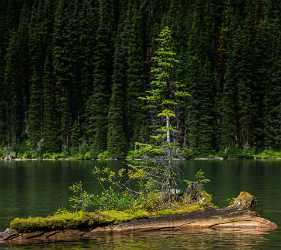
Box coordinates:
[52,0,73,150]
[185,2,216,151]
[146,26,188,145]
[220,27,242,149]
[126,1,147,146]
[0,1,8,145]
[1,0,281,153]
[11,2,32,145]
[86,0,114,154]
[107,15,128,158]
[79,0,99,106]
[3,32,18,147]
[26,68,42,148]
[42,55,60,152]
[130,26,189,202]
[264,18,281,149]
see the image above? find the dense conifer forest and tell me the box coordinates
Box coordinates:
[0,0,281,157]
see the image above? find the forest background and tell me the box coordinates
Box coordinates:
[0,0,281,159]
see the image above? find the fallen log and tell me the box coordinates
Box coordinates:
[0,192,277,245]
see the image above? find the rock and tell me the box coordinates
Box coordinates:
[228,192,256,210]
[4,154,13,161]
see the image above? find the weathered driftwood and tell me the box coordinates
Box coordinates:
[0,192,277,245]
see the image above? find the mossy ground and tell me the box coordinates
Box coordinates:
[10,204,204,233]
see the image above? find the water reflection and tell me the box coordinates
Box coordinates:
[0,230,271,250]
[0,160,280,249]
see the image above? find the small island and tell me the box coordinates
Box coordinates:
[0,192,277,245]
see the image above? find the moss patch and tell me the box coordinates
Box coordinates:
[156,204,203,216]
[10,210,151,233]
[10,205,205,233]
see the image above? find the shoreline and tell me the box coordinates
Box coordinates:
[1,148,281,161]
[1,157,281,162]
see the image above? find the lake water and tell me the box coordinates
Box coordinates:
[0,160,280,249]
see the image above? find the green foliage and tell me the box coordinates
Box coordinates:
[127,143,164,159]
[183,170,213,207]
[69,182,93,211]
[184,169,210,187]
[126,1,147,147]
[181,147,257,160]
[42,152,67,160]
[97,151,110,161]
[92,188,138,211]
[107,15,128,159]
[195,170,210,185]
[127,26,189,206]
[256,150,281,160]
[217,148,256,160]
[85,0,114,154]
[26,69,42,149]
[181,148,195,159]
[1,0,281,155]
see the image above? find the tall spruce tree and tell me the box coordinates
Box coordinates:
[26,68,42,148]
[0,0,8,145]
[86,0,114,154]
[42,55,60,152]
[185,1,216,151]
[3,32,18,147]
[126,1,147,146]
[264,18,281,149]
[107,4,128,158]
[52,0,73,150]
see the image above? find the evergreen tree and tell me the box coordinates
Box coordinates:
[126,1,147,146]
[107,16,128,158]
[52,0,73,150]
[264,19,281,149]
[3,32,18,146]
[145,26,188,145]
[185,2,216,151]
[26,68,42,148]
[131,26,189,202]
[86,0,114,154]
[0,1,8,145]
[1,0,281,154]
[42,55,60,152]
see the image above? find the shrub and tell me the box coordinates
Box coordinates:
[69,182,93,211]
[97,151,110,160]
[92,188,138,211]
[256,150,281,159]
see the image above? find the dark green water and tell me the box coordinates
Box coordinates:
[0,160,280,249]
